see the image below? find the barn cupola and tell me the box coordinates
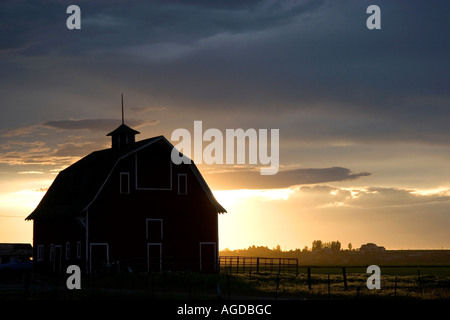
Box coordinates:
[106,94,140,149]
[107,123,140,149]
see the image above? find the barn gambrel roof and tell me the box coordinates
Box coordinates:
[26,136,226,220]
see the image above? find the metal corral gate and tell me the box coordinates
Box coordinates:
[220,256,299,275]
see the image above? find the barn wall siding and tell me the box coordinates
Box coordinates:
[32,216,86,274]
[88,144,218,272]
[30,136,222,274]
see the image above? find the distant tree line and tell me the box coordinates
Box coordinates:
[221,240,355,257]
[311,240,342,252]
[220,242,450,266]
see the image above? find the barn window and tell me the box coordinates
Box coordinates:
[146,219,163,241]
[76,241,82,259]
[65,242,70,260]
[147,243,162,272]
[135,148,172,190]
[90,243,109,274]
[178,174,187,195]
[37,245,44,262]
[200,242,217,272]
[49,244,54,261]
[120,172,130,194]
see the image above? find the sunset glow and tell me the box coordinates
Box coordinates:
[1,0,449,253]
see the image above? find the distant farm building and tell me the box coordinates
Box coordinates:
[0,243,32,264]
[26,122,226,274]
[359,243,386,253]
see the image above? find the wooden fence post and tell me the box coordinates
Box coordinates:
[394,274,398,297]
[275,272,280,300]
[328,272,331,300]
[307,267,312,290]
[417,267,422,294]
[217,282,221,300]
[256,257,260,274]
[227,269,231,300]
[342,267,348,291]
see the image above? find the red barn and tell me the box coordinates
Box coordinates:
[26,123,226,274]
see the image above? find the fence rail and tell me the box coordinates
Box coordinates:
[219,257,450,297]
[220,256,299,275]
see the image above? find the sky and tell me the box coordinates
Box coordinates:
[0,0,449,250]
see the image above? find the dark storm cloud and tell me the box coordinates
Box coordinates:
[43,119,158,132]
[348,187,450,208]
[1,0,449,146]
[278,185,450,209]
[204,166,371,190]
[0,0,326,56]
[0,119,158,138]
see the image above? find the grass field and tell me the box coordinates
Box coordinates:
[0,266,449,300]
